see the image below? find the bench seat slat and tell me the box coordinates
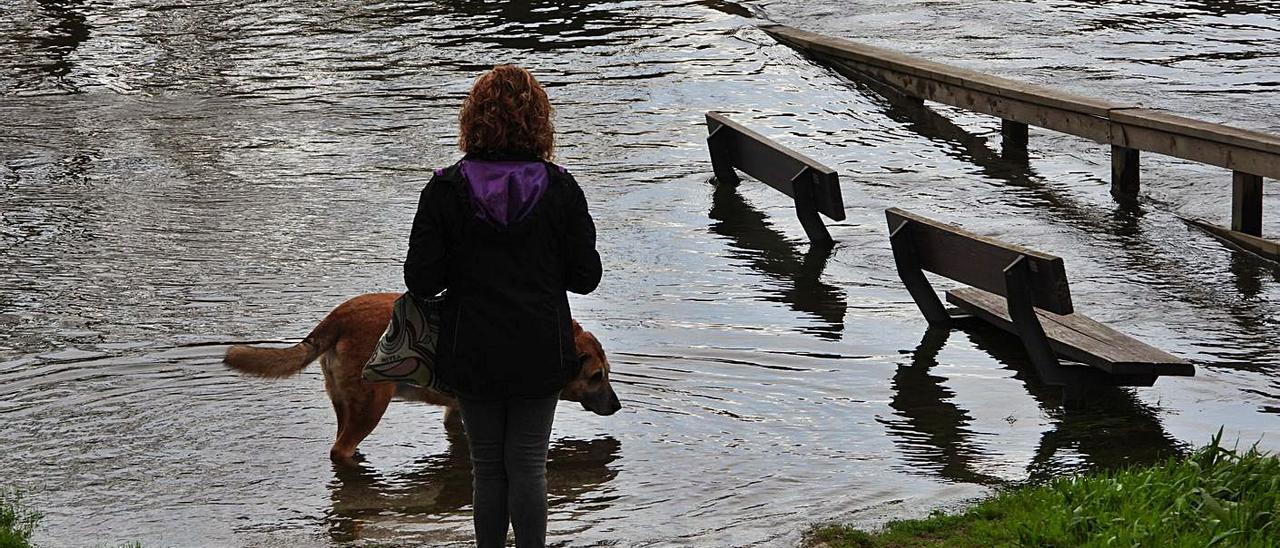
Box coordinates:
[946,287,1193,377]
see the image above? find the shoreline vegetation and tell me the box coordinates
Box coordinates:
[0,491,139,548]
[1,489,39,548]
[805,432,1279,547]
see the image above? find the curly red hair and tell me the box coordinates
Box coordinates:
[459,65,555,160]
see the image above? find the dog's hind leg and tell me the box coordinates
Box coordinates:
[323,369,350,446]
[330,382,395,461]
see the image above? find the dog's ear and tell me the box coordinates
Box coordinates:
[571,320,584,337]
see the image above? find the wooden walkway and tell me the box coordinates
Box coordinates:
[762,23,1279,263]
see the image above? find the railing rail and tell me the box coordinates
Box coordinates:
[706,111,845,247]
[762,23,1277,258]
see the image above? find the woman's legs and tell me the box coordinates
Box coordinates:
[504,395,558,547]
[459,395,559,548]
[459,398,509,547]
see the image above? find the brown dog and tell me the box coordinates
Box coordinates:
[224,292,619,461]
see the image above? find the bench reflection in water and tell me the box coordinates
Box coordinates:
[709,182,846,340]
[884,327,1184,486]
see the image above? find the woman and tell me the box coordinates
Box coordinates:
[403,65,602,547]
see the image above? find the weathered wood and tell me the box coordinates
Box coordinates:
[1110,108,1280,158]
[1187,218,1280,263]
[761,24,1121,117]
[707,124,741,187]
[887,208,1192,385]
[793,167,834,247]
[1110,111,1280,180]
[1232,171,1264,236]
[705,112,846,222]
[817,51,1113,143]
[1111,146,1140,197]
[1003,255,1064,379]
[889,219,953,327]
[947,287,1194,378]
[886,208,1073,314]
[762,23,1280,181]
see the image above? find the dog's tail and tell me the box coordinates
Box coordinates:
[224,313,341,379]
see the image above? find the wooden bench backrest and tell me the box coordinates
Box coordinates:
[886,208,1074,314]
[706,112,846,221]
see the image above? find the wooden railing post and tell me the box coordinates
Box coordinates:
[1232,171,1264,236]
[1111,145,1140,197]
[1001,119,1028,160]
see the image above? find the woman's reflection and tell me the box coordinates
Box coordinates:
[325,435,621,543]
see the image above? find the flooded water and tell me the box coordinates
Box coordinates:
[2,0,1279,545]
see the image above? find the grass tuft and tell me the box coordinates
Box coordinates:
[807,430,1280,547]
[1,488,41,548]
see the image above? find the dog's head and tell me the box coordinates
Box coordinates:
[562,321,621,416]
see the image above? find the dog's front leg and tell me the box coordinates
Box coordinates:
[443,404,464,434]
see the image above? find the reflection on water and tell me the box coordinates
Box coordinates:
[883,326,1186,486]
[1229,251,1280,304]
[882,329,1002,485]
[34,0,89,88]
[850,75,1121,233]
[429,0,696,51]
[963,325,1186,479]
[327,435,620,543]
[1070,0,1280,30]
[709,183,846,340]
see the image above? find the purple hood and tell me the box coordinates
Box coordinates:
[458,160,549,226]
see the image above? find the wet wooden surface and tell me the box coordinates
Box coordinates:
[887,208,1073,314]
[762,23,1280,180]
[947,287,1194,377]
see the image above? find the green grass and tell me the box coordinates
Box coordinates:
[0,488,143,548]
[806,431,1280,547]
[1,488,41,548]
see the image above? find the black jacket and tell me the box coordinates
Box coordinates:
[404,154,602,399]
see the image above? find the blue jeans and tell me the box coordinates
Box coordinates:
[459,394,559,548]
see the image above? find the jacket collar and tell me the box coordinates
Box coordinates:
[463,150,544,163]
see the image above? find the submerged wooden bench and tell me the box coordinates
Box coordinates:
[705,112,846,247]
[886,208,1194,388]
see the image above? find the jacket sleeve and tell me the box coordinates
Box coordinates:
[404,178,448,297]
[562,173,603,295]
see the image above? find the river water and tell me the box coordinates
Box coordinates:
[1,0,1278,546]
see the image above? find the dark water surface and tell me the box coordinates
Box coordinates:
[2,0,1279,545]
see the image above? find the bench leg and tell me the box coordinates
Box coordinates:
[890,220,952,327]
[707,124,741,188]
[792,167,834,248]
[1003,256,1069,386]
